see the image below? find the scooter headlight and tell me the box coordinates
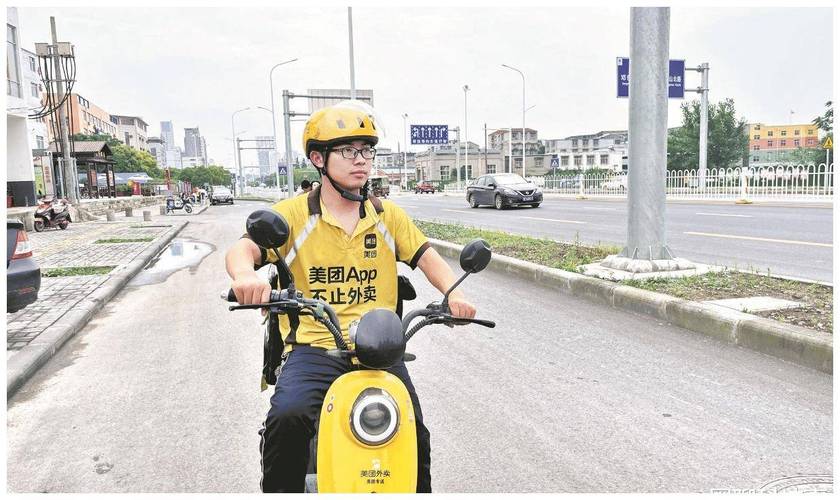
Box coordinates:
[350,388,399,446]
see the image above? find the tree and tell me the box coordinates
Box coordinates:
[812,100,833,165]
[667,98,749,171]
[110,143,162,178]
[72,133,121,147]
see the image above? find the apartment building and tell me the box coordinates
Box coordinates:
[111,114,149,151]
[747,122,821,168]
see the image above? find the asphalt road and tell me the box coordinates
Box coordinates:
[395,193,834,283]
[6,201,832,493]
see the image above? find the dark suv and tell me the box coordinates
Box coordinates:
[466,173,542,209]
[7,220,40,313]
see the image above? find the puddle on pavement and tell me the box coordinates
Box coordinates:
[128,238,215,286]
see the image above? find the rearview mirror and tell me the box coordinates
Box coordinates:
[246,209,290,248]
[459,239,492,273]
[487,183,496,189]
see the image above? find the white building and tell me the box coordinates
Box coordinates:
[164,148,183,169]
[6,7,37,206]
[111,114,149,151]
[20,47,53,196]
[413,141,503,183]
[544,130,628,172]
[148,136,166,166]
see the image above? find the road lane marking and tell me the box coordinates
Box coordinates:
[441,209,477,215]
[523,217,586,224]
[695,212,753,218]
[578,207,617,211]
[684,231,832,248]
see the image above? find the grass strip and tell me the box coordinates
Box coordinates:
[42,266,116,277]
[415,218,832,334]
[94,237,155,244]
[414,219,619,273]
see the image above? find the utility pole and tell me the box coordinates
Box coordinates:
[687,62,710,189]
[463,85,470,182]
[594,6,694,278]
[453,126,461,187]
[282,90,295,196]
[51,17,76,203]
[348,7,356,100]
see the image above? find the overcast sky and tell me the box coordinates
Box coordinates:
[15,5,834,170]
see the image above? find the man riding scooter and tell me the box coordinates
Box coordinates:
[225,101,478,493]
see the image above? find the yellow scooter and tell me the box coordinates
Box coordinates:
[225,209,495,492]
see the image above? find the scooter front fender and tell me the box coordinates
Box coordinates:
[317,370,417,493]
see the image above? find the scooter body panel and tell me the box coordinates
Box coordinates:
[316,369,417,493]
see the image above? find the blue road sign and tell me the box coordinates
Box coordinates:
[278,166,288,175]
[411,124,449,145]
[550,157,560,168]
[617,57,685,99]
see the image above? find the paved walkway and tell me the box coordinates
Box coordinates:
[6,202,204,356]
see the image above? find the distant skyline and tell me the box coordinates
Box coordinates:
[15,6,833,171]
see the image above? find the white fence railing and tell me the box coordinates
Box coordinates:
[443,163,834,201]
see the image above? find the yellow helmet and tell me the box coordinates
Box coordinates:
[302,101,379,156]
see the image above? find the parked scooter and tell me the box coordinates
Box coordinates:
[165,192,193,214]
[224,209,495,493]
[33,196,72,232]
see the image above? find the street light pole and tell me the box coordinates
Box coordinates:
[269,58,298,198]
[231,107,250,196]
[502,64,526,178]
[463,84,470,183]
[348,7,356,99]
[402,113,409,189]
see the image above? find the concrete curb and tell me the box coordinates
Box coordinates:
[428,239,833,375]
[6,221,189,397]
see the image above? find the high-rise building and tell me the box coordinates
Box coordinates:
[200,137,208,165]
[256,135,274,176]
[184,127,201,157]
[160,121,175,148]
[148,137,166,166]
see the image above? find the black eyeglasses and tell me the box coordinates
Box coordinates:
[330,146,377,160]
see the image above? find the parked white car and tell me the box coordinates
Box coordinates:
[211,186,234,205]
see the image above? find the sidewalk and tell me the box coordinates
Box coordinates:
[5,202,207,395]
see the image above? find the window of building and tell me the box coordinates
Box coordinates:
[28,55,35,72]
[561,156,569,166]
[534,157,543,168]
[7,24,21,98]
[808,139,815,145]
[592,139,599,148]
[614,139,621,145]
[586,155,595,165]
[30,81,38,97]
[486,164,496,174]
[754,124,761,130]
[767,140,773,147]
[753,135,760,140]
[807,129,814,135]
[794,129,800,135]
[600,154,609,165]
[753,145,760,151]
[514,158,522,168]
[781,130,787,136]
[752,156,759,162]
[794,139,800,147]
[582,139,589,147]
[571,139,578,147]
[573,155,582,166]
[780,139,786,146]
[439,166,450,180]
[35,135,44,149]
[767,131,773,137]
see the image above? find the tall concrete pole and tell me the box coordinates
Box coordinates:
[402,113,408,189]
[698,62,710,189]
[348,7,356,100]
[231,107,249,195]
[621,7,672,261]
[455,127,461,187]
[282,90,295,196]
[463,85,469,182]
[269,58,298,198]
[236,138,244,193]
[51,17,76,203]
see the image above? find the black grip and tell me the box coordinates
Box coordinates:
[223,288,283,303]
[469,318,496,328]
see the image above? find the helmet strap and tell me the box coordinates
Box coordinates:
[319,151,368,218]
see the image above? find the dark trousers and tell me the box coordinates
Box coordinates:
[259,346,432,493]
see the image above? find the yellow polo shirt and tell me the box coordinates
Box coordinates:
[260,189,429,350]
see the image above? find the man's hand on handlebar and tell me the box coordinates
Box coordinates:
[231,273,272,308]
[447,290,476,320]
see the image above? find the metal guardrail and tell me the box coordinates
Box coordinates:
[440,163,834,201]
